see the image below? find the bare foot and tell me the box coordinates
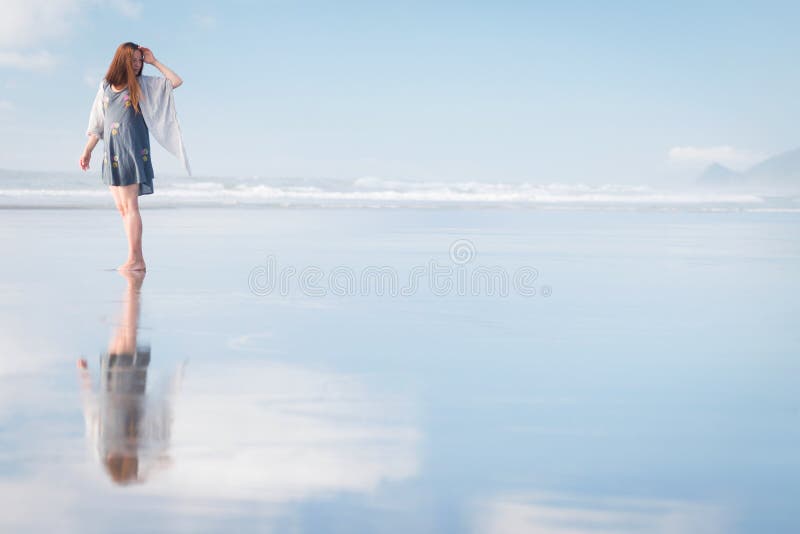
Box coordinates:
[118,260,146,272]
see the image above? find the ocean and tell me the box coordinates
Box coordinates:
[1,170,797,211]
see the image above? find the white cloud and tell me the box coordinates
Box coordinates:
[0,0,142,71]
[0,100,14,112]
[668,145,768,171]
[0,0,79,48]
[0,51,57,71]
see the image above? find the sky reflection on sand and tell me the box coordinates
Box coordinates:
[75,272,419,496]
[0,208,798,532]
[473,493,727,534]
[0,269,419,532]
[163,359,418,500]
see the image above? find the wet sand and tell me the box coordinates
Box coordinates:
[0,207,798,533]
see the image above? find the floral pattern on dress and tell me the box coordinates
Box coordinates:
[100,83,153,195]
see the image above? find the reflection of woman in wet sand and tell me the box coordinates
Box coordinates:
[78,271,181,485]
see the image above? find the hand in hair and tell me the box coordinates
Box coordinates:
[139,46,156,65]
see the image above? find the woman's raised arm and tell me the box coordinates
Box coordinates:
[139,46,183,89]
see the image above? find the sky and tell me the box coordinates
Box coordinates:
[0,0,798,184]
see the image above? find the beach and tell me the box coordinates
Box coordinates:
[1,203,798,532]
[3,0,799,529]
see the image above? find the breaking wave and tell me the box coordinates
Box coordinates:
[0,172,797,211]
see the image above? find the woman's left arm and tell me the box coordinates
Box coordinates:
[139,46,183,89]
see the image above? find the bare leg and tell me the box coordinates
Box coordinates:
[109,186,132,257]
[110,184,146,271]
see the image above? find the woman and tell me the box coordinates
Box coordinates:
[80,42,190,271]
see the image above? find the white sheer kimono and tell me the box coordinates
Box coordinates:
[87,75,191,175]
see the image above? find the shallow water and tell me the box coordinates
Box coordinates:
[0,207,798,533]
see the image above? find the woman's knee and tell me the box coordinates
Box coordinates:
[115,198,139,216]
[111,184,139,216]
[119,201,139,217]
[120,186,140,213]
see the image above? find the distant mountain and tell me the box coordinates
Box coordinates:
[696,147,800,190]
[746,147,800,185]
[697,162,740,185]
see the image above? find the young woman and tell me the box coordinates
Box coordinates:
[80,42,190,271]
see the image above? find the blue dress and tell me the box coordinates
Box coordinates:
[101,83,155,196]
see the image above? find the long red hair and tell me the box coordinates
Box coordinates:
[105,42,143,113]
